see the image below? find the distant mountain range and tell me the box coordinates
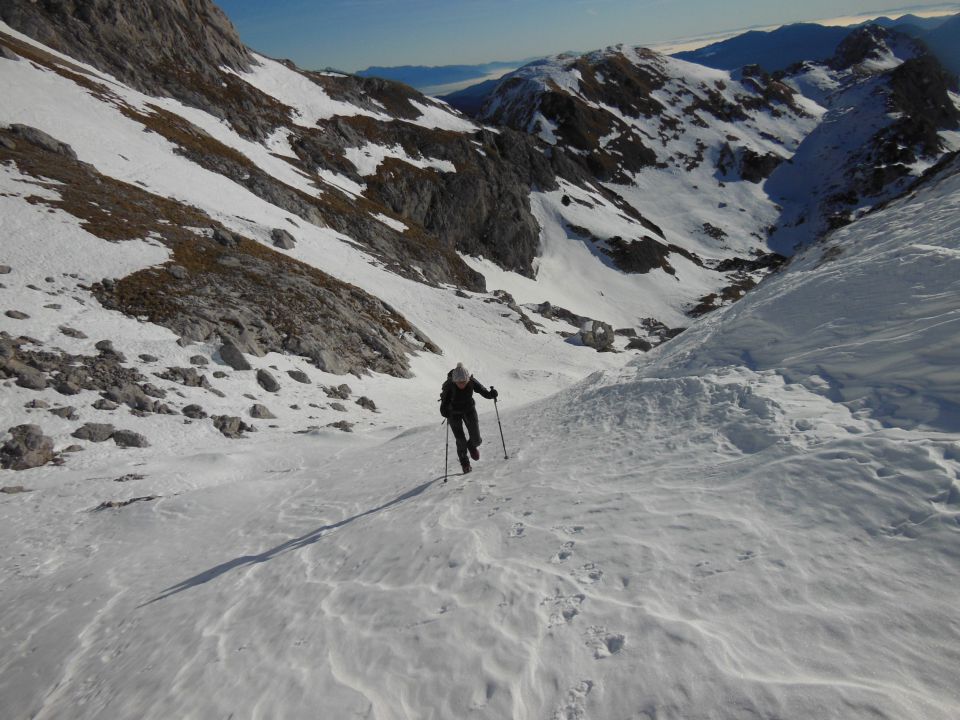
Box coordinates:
[673,13,958,73]
[356,60,534,91]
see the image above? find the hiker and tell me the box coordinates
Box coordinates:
[440,363,498,474]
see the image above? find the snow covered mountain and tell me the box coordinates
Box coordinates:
[473,28,960,257]
[3,2,960,718]
[3,96,959,720]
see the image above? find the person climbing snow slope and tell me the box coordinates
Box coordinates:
[440,363,498,474]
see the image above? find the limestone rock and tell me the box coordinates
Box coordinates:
[1,424,55,470]
[72,423,115,443]
[219,341,251,371]
[112,430,150,448]
[271,228,297,249]
[249,404,276,419]
[256,369,280,393]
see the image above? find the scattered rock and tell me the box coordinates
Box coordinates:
[256,368,280,392]
[62,445,83,453]
[113,473,145,482]
[212,415,254,438]
[1,424,56,470]
[213,371,228,379]
[182,404,208,419]
[136,355,158,366]
[92,398,119,411]
[72,423,115,443]
[45,304,62,310]
[578,320,616,352]
[59,326,88,339]
[271,228,297,249]
[287,369,311,384]
[167,265,188,280]
[0,265,12,274]
[56,381,82,396]
[626,338,654,352]
[213,227,239,247]
[155,367,209,389]
[141,383,166,398]
[324,383,352,400]
[219,341,251,371]
[249,404,276,419]
[112,430,150,448]
[14,366,48,391]
[1,486,30,494]
[329,402,347,412]
[93,496,158,511]
[5,310,29,320]
[189,355,209,366]
[356,396,378,412]
[49,406,78,420]
[327,420,354,433]
[24,399,50,409]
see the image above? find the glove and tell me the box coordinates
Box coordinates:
[490,387,498,400]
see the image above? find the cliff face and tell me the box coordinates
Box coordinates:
[0,0,251,86]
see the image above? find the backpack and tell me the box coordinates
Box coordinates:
[438,369,454,416]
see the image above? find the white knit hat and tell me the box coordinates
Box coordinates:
[451,363,471,382]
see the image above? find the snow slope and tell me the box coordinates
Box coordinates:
[3,139,959,720]
[2,14,960,720]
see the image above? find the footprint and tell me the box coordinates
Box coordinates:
[584,626,625,659]
[551,680,593,720]
[737,550,756,562]
[573,562,602,584]
[551,541,575,563]
[510,522,525,538]
[542,592,584,627]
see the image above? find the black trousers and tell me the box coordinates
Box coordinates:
[449,408,481,463]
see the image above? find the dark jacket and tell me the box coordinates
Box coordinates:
[440,377,496,417]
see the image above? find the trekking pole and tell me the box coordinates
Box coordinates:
[494,398,508,460]
[443,419,450,483]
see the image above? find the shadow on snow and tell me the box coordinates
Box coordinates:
[139,477,441,607]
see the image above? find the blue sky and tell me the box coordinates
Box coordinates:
[215,1,958,72]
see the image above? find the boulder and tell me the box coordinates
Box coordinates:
[167,265,188,280]
[92,399,119,411]
[256,369,280,393]
[0,265,11,274]
[218,341,251,371]
[324,384,352,400]
[287,369,311,384]
[182,404,208,419]
[271,228,297,249]
[138,354,158,363]
[626,337,653,352]
[579,320,615,351]
[13,364,48,391]
[72,423,115,443]
[9,124,78,160]
[249,404,276,419]
[212,415,252,438]
[59,326,88,339]
[356,396,378,412]
[112,430,150,448]
[5,310,29,320]
[49,406,78,420]
[213,227,239,247]
[25,399,50,409]
[327,420,354,433]
[189,355,209,366]
[1,424,56,470]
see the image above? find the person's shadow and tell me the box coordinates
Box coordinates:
[139,477,442,607]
